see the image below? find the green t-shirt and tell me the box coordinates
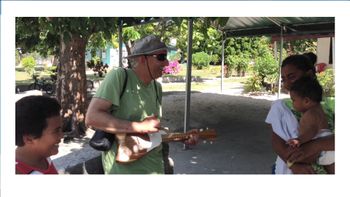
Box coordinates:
[94,68,164,174]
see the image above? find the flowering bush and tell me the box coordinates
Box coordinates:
[163,60,181,75]
[317,68,334,97]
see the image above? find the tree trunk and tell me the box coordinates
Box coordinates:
[125,40,132,68]
[52,55,59,67]
[57,34,88,138]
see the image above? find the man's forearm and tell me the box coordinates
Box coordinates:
[86,111,136,134]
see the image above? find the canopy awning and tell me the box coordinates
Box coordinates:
[220,17,335,98]
[222,17,334,39]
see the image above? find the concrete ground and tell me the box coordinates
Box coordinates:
[162,92,277,174]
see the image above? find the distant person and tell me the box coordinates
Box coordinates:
[286,76,334,174]
[16,96,63,174]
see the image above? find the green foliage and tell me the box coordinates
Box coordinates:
[285,39,317,55]
[16,17,119,57]
[202,27,222,55]
[241,51,280,93]
[225,55,236,77]
[167,18,226,62]
[21,56,36,76]
[87,32,108,55]
[210,54,220,65]
[223,36,273,78]
[224,37,271,59]
[16,17,319,98]
[226,54,250,77]
[122,27,141,42]
[253,52,279,84]
[243,74,263,93]
[192,52,211,69]
[43,65,57,80]
[86,60,109,77]
[317,69,335,97]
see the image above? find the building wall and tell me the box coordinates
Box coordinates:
[85,44,128,68]
[317,37,334,68]
[109,46,128,68]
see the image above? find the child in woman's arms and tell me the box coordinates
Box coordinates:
[286,77,334,174]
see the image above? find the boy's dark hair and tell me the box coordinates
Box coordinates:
[303,52,317,65]
[282,54,316,75]
[16,96,61,146]
[290,76,323,103]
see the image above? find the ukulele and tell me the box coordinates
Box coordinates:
[115,128,217,163]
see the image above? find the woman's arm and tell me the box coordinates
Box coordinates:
[271,131,293,161]
[271,131,315,174]
[288,134,334,164]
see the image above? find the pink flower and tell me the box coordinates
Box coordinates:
[163,60,181,75]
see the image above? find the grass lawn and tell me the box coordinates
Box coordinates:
[15,71,34,85]
[162,77,248,92]
[16,69,104,86]
[16,65,249,92]
[168,64,222,79]
[162,64,248,92]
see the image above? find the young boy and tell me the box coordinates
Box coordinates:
[287,76,334,174]
[16,96,63,174]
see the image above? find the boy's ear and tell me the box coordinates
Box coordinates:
[23,134,36,145]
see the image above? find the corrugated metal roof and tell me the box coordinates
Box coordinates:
[222,17,334,38]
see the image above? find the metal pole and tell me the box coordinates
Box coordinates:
[273,41,277,59]
[118,18,123,68]
[221,34,225,93]
[277,26,284,99]
[332,37,335,69]
[184,17,194,150]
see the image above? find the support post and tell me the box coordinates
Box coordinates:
[184,17,194,150]
[118,18,123,68]
[277,26,284,99]
[221,33,225,93]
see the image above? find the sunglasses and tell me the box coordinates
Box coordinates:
[146,54,168,61]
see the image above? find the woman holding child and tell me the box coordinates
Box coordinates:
[265,54,335,174]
